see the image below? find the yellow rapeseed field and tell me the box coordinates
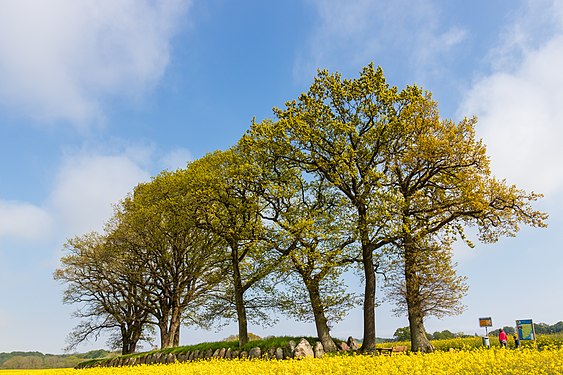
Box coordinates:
[1,347,562,375]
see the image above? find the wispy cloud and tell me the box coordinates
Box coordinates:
[48,151,151,235]
[160,148,193,171]
[296,0,467,82]
[0,201,52,240]
[0,0,191,127]
[461,0,563,198]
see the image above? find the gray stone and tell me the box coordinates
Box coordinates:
[314,341,325,358]
[275,347,284,360]
[167,353,176,363]
[248,347,261,359]
[267,347,276,359]
[205,348,214,359]
[239,351,248,359]
[283,340,296,359]
[231,350,239,359]
[293,338,314,359]
[225,348,232,359]
[212,349,221,358]
[218,348,226,358]
[347,336,359,351]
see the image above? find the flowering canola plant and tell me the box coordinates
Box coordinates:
[1,347,562,375]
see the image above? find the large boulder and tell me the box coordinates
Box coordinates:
[347,336,360,351]
[267,347,277,359]
[217,348,226,358]
[275,347,284,360]
[293,338,314,359]
[205,348,213,359]
[314,341,325,358]
[283,340,296,359]
[249,347,262,359]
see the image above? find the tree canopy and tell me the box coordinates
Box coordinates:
[56,62,547,354]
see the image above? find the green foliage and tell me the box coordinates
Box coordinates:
[222,333,262,342]
[0,350,112,369]
[393,326,411,341]
[56,62,549,357]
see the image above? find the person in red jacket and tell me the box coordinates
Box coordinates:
[499,328,508,348]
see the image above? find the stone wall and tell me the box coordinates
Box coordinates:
[77,336,361,369]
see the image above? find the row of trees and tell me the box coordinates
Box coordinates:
[0,350,109,370]
[393,327,471,342]
[55,63,547,354]
[490,321,563,336]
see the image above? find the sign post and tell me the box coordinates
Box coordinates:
[479,317,493,347]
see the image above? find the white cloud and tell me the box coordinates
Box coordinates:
[297,0,466,81]
[0,0,191,127]
[460,0,563,198]
[160,148,193,171]
[48,152,150,235]
[0,201,52,240]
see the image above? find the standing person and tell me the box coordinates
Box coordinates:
[499,328,508,348]
[513,332,520,349]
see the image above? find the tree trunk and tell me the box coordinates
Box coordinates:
[159,322,173,349]
[121,322,142,355]
[404,234,434,353]
[231,244,249,347]
[305,279,338,352]
[159,310,181,349]
[120,325,131,355]
[358,206,377,352]
[360,244,377,352]
[173,324,180,347]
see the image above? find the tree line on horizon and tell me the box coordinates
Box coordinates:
[394,321,563,342]
[0,350,109,370]
[54,63,547,355]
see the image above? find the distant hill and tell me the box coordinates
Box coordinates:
[0,349,111,369]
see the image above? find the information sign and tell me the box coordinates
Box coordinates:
[479,317,493,327]
[516,319,535,341]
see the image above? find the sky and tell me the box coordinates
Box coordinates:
[0,0,562,354]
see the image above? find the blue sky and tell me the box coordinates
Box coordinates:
[1,0,562,353]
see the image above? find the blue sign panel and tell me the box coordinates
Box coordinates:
[516,319,535,341]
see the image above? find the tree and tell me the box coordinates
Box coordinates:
[382,87,547,352]
[431,330,454,340]
[249,64,403,351]
[186,148,278,347]
[393,326,411,341]
[383,238,468,352]
[54,232,152,354]
[247,144,359,352]
[385,239,468,318]
[112,170,225,349]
